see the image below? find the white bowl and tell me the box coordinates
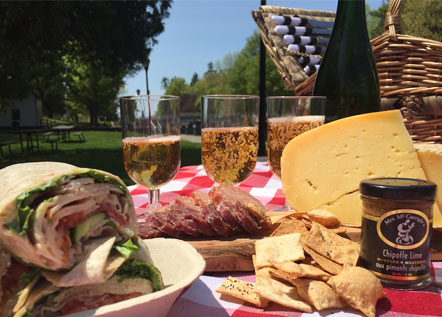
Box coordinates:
[69,238,206,317]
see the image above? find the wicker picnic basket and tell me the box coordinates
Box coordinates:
[295,0,442,143]
[252,6,336,91]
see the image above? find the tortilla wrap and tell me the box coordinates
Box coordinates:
[0,249,34,317]
[0,162,137,270]
[0,245,12,315]
[19,276,154,317]
[13,240,163,317]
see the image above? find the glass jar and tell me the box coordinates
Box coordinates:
[359,178,436,290]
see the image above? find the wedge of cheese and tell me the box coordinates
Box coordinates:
[415,142,442,227]
[281,110,442,228]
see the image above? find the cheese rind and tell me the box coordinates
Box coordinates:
[281,110,435,227]
[415,142,442,227]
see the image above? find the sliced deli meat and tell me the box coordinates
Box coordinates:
[41,237,124,287]
[0,162,137,270]
[209,184,270,228]
[12,240,163,317]
[138,184,270,239]
[191,190,212,207]
[0,163,165,317]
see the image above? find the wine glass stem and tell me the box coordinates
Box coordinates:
[148,189,161,208]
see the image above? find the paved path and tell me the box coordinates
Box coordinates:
[181,134,201,143]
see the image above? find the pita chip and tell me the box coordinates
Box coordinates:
[304,222,360,267]
[255,233,304,269]
[328,266,385,317]
[306,209,341,228]
[303,244,343,275]
[255,267,312,313]
[269,260,331,281]
[292,278,345,311]
[270,217,309,241]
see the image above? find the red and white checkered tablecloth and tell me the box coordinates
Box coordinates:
[129,162,442,317]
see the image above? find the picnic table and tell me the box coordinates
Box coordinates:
[130,162,442,316]
[0,140,16,157]
[11,129,46,153]
[51,125,75,142]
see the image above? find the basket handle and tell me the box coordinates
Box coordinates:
[384,0,403,40]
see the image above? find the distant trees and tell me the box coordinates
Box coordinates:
[0,1,172,125]
[402,0,442,42]
[190,73,199,86]
[366,0,442,41]
[367,1,389,39]
[163,32,288,112]
[228,32,287,97]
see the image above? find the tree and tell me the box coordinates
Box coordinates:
[190,72,199,86]
[161,77,170,90]
[164,77,189,96]
[227,32,287,96]
[0,1,172,124]
[64,55,123,125]
[366,0,442,41]
[207,62,215,73]
[367,1,389,39]
[402,0,442,42]
[160,32,288,113]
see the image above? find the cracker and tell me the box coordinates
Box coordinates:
[302,217,312,229]
[292,278,345,311]
[270,217,309,241]
[270,211,305,224]
[269,260,331,281]
[268,268,292,283]
[216,276,270,308]
[304,222,360,267]
[303,244,343,275]
[327,267,385,317]
[306,209,341,228]
[255,267,312,313]
[303,217,346,234]
[330,226,347,234]
[254,233,304,269]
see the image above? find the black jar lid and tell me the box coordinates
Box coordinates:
[360,178,437,200]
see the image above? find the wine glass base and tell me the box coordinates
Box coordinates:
[138,202,163,216]
[271,204,293,211]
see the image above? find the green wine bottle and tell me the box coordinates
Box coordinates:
[313,0,380,122]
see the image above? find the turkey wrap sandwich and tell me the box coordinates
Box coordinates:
[0,162,138,271]
[0,162,164,316]
[11,239,163,317]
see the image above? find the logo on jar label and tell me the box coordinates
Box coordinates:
[377,209,429,250]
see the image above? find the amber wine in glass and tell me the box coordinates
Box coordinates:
[120,95,180,212]
[201,95,259,185]
[267,96,325,178]
[267,96,325,179]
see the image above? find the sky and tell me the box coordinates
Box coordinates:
[124,0,385,96]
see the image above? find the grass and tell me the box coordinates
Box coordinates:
[0,130,201,185]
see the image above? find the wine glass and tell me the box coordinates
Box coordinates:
[201,95,259,185]
[267,96,326,179]
[120,95,180,212]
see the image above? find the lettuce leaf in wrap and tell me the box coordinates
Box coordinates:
[12,242,163,317]
[9,170,129,237]
[0,162,137,271]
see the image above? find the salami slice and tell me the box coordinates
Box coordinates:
[202,205,231,237]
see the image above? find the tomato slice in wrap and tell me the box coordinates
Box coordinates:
[0,162,138,271]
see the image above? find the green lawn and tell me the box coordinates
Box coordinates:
[0,130,201,185]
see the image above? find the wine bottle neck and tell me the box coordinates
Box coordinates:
[336,0,367,24]
[333,0,370,41]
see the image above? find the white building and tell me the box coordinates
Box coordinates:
[0,94,43,128]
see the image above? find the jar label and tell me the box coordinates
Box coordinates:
[360,209,431,281]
